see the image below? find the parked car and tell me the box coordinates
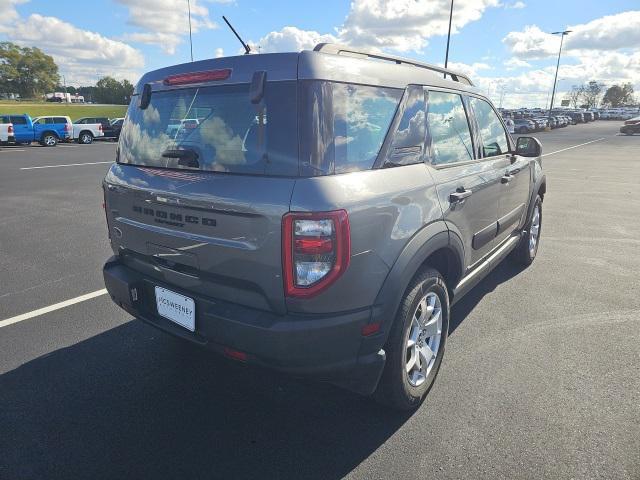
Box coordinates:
[514,119,536,133]
[568,112,584,124]
[532,117,548,130]
[0,114,71,146]
[620,116,640,135]
[74,117,113,141]
[71,117,105,144]
[102,44,546,410]
[547,117,557,129]
[504,117,515,134]
[0,122,14,144]
[109,117,125,140]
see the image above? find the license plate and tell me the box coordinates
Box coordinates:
[155,286,195,331]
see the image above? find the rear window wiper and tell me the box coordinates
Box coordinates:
[162,148,200,168]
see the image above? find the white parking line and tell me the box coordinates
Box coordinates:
[542,137,606,157]
[0,149,25,152]
[20,161,113,170]
[0,289,108,329]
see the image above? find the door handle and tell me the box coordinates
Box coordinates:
[501,174,512,184]
[449,188,472,203]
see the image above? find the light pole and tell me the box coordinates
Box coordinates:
[548,30,571,123]
[444,0,454,73]
[62,75,68,102]
[187,0,194,62]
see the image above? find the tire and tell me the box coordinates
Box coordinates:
[79,132,93,144]
[41,133,58,147]
[511,195,542,266]
[374,268,449,410]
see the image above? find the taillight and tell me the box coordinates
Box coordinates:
[65,123,71,132]
[282,210,350,298]
[99,124,103,131]
[163,69,232,86]
[7,124,13,134]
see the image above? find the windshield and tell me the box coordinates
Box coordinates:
[118,81,297,176]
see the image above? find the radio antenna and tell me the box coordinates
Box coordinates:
[222,16,251,55]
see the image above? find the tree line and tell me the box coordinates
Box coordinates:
[564,81,636,109]
[0,42,133,104]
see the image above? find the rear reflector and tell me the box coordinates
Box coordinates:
[223,347,247,362]
[361,322,381,336]
[163,69,232,86]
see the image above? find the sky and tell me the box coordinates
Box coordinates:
[1,0,639,108]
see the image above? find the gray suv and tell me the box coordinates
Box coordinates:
[103,44,546,410]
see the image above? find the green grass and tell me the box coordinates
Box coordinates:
[0,101,127,120]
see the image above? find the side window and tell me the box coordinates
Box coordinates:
[332,83,402,173]
[469,97,509,157]
[10,116,27,125]
[33,118,43,125]
[388,85,426,166]
[77,118,87,124]
[426,91,474,165]
[54,117,68,124]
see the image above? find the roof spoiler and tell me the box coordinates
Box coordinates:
[313,43,474,86]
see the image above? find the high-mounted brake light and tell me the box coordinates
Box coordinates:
[282,210,350,298]
[163,69,232,86]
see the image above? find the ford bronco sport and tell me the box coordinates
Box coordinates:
[102,44,546,410]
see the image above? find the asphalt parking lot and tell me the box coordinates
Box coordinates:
[1,123,638,479]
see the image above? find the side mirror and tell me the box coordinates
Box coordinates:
[515,136,542,157]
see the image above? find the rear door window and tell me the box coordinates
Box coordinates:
[10,116,27,125]
[426,91,474,165]
[469,97,509,157]
[54,117,68,124]
[386,85,427,166]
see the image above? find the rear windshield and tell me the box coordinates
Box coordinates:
[118,81,297,176]
[300,81,402,175]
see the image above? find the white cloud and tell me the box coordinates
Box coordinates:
[0,0,28,30]
[116,0,217,54]
[214,47,224,58]
[505,1,526,9]
[503,57,531,70]
[504,11,640,60]
[3,13,144,85]
[254,26,338,53]
[338,0,501,52]
[253,0,501,55]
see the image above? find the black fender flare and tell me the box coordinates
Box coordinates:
[363,220,464,353]
[525,172,546,223]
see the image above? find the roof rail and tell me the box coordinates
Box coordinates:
[313,43,474,86]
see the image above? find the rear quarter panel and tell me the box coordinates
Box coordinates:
[288,163,442,314]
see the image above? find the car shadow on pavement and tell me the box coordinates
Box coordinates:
[0,262,526,480]
[0,319,412,480]
[449,260,526,334]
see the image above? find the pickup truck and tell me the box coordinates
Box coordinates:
[72,117,107,143]
[0,122,15,144]
[35,116,104,144]
[0,114,71,146]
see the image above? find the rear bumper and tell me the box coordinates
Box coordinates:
[103,256,386,395]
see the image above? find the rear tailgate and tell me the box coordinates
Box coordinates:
[105,164,294,314]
